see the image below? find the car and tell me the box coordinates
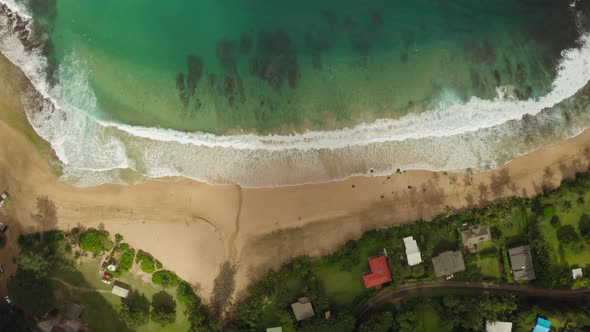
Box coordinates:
[100,262,107,271]
[445,274,454,280]
[0,192,8,208]
[0,264,4,273]
[0,223,7,233]
[100,279,111,285]
[5,296,11,304]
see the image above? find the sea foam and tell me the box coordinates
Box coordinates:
[1,1,590,187]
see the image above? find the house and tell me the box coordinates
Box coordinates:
[112,284,130,298]
[403,236,422,266]
[461,225,492,253]
[486,320,513,332]
[533,317,551,332]
[266,327,283,332]
[37,319,59,332]
[291,297,315,321]
[65,302,84,320]
[432,251,465,277]
[572,268,583,280]
[508,246,536,281]
[362,256,392,288]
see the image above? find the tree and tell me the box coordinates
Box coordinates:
[152,270,180,288]
[120,292,150,328]
[557,225,583,252]
[550,215,561,229]
[579,214,590,241]
[79,229,112,254]
[16,250,53,277]
[395,311,417,332]
[358,312,393,332]
[562,200,573,213]
[298,313,355,332]
[115,233,124,243]
[151,291,176,326]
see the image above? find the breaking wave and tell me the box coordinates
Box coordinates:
[1,1,590,187]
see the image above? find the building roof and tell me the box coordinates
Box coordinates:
[533,317,551,332]
[461,225,492,247]
[112,285,130,298]
[508,246,536,281]
[65,303,84,320]
[432,251,465,277]
[37,319,59,332]
[266,327,283,332]
[291,297,315,321]
[572,268,583,280]
[403,236,422,266]
[362,256,392,288]
[486,321,513,332]
[61,320,84,332]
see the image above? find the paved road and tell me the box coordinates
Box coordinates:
[357,281,590,317]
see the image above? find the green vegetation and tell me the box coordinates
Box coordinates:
[136,250,158,274]
[9,229,216,332]
[79,229,113,254]
[152,270,180,288]
[113,243,135,277]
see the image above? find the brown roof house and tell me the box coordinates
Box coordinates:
[291,297,315,321]
[432,251,465,278]
[508,245,536,281]
[461,225,492,253]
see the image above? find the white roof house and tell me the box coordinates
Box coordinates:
[486,321,513,332]
[112,285,130,298]
[572,268,583,280]
[403,236,422,266]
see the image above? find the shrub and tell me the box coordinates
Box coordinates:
[115,245,135,276]
[152,270,180,288]
[542,205,556,218]
[557,225,583,252]
[550,215,561,229]
[115,233,124,243]
[136,250,157,274]
[155,260,163,270]
[79,229,112,254]
[579,214,590,241]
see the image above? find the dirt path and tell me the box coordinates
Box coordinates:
[48,277,111,294]
[358,281,590,317]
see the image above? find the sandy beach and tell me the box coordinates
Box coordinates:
[1,52,590,301]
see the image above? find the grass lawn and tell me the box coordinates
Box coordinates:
[313,262,368,308]
[474,255,502,279]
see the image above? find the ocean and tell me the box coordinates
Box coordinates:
[1,0,590,187]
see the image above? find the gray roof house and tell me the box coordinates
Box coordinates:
[65,302,84,320]
[508,245,536,281]
[112,284,130,298]
[461,225,492,252]
[291,297,315,321]
[432,251,465,277]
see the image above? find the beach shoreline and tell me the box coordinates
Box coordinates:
[1,48,590,302]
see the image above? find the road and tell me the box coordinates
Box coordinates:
[48,277,111,294]
[357,281,590,318]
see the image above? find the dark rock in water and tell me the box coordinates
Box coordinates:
[516,63,526,85]
[503,56,513,78]
[323,11,339,27]
[526,85,533,98]
[492,69,501,86]
[400,52,409,64]
[186,55,203,96]
[371,10,384,28]
[216,39,236,71]
[470,68,484,90]
[207,73,217,89]
[224,75,236,104]
[311,52,322,70]
[240,34,252,54]
[250,30,300,91]
[176,72,189,106]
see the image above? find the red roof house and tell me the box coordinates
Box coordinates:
[362,256,392,288]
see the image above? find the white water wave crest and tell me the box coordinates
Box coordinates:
[1,1,590,187]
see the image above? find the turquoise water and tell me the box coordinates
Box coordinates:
[26,0,582,134]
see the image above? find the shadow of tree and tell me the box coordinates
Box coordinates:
[478,182,489,204]
[210,261,237,319]
[490,169,512,199]
[152,290,176,310]
[31,196,57,233]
